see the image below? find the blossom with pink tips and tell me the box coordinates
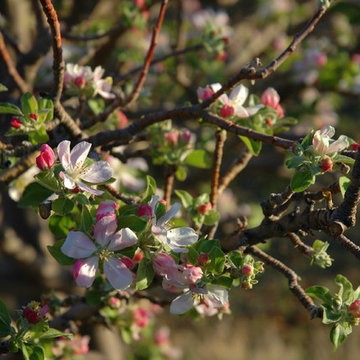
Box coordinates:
[57,140,113,195]
[36,144,55,171]
[61,213,138,290]
[96,200,119,221]
[164,131,179,146]
[349,300,360,318]
[312,125,348,155]
[261,87,284,118]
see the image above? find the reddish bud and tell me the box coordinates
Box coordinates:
[10,118,22,128]
[133,252,144,262]
[74,76,85,88]
[121,257,135,269]
[242,264,253,276]
[198,253,209,265]
[180,130,191,144]
[23,307,39,324]
[261,88,280,109]
[108,297,121,308]
[320,157,333,172]
[349,300,360,318]
[220,104,234,118]
[133,307,149,328]
[197,87,214,101]
[36,144,55,170]
[117,110,128,127]
[197,202,212,215]
[164,131,179,146]
[29,113,37,120]
[159,199,167,205]
[72,187,80,193]
[138,204,153,218]
[350,143,360,151]
[276,104,285,118]
[265,119,273,126]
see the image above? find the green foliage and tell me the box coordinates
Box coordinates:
[135,258,155,290]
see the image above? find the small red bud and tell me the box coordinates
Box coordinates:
[242,264,253,276]
[197,203,212,215]
[265,119,273,126]
[23,307,39,324]
[10,118,22,128]
[350,143,360,151]
[349,300,360,318]
[72,187,80,193]
[220,104,234,118]
[138,204,153,218]
[74,76,85,88]
[198,253,209,265]
[320,157,333,172]
[29,113,38,120]
[133,252,144,262]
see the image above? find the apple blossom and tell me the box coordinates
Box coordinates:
[312,125,349,155]
[148,195,198,253]
[57,140,113,195]
[170,285,229,315]
[96,200,119,221]
[61,214,138,290]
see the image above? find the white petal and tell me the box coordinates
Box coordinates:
[77,181,104,195]
[157,203,181,227]
[57,140,71,170]
[61,231,96,258]
[62,172,76,189]
[229,85,248,105]
[104,258,135,290]
[80,161,113,183]
[234,105,250,118]
[108,228,138,251]
[75,257,98,288]
[246,104,264,116]
[327,135,349,154]
[206,285,229,307]
[218,94,229,105]
[166,227,198,252]
[70,141,92,169]
[149,195,160,215]
[320,125,335,138]
[94,215,117,247]
[170,292,194,314]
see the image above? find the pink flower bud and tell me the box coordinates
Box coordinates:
[36,144,55,170]
[181,265,203,285]
[159,199,167,205]
[10,118,22,128]
[261,88,280,109]
[164,131,179,146]
[220,104,235,118]
[180,130,191,144]
[242,264,253,276]
[133,307,150,328]
[108,297,121,308]
[153,253,176,276]
[266,119,273,126]
[121,257,135,269]
[197,87,214,101]
[96,200,119,221]
[198,253,209,265]
[349,300,360,318]
[72,187,80,194]
[74,76,85,88]
[276,104,285,118]
[314,52,327,67]
[23,307,39,323]
[198,203,212,215]
[138,204,153,218]
[29,113,38,120]
[320,157,333,172]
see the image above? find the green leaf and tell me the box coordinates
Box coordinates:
[208,247,226,274]
[332,154,355,165]
[86,290,103,306]
[335,274,354,305]
[155,201,166,220]
[88,98,105,115]
[34,172,59,192]
[239,136,262,156]
[142,175,157,202]
[290,169,315,192]
[184,150,212,168]
[0,83,8,92]
[135,258,154,290]
[52,197,74,216]
[0,298,12,338]
[47,239,75,266]
[286,156,306,169]
[301,131,313,149]
[38,98,54,123]
[228,251,243,268]
[81,205,94,233]
[322,305,342,324]
[306,286,333,304]
[0,102,23,116]
[21,92,38,115]
[211,275,233,288]
[39,328,72,339]
[18,182,53,208]
[175,190,194,208]
[48,214,76,238]
[338,176,351,198]
[28,126,49,145]
[330,323,352,350]
[203,210,220,226]
[175,166,187,181]
[187,246,200,265]
[117,215,147,232]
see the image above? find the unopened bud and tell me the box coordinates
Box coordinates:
[242,264,253,276]
[138,204,153,218]
[10,118,22,128]
[320,157,333,172]
[23,307,39,324]
[349,300,360,318]
[74,76,85,88]
[29,113,38,120]
[198,203,212,215]
[198,253,209,265]
[220,104,234,118]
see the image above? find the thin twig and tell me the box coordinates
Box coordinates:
[101,184,139,206]
[335,234,360,260]
[63,22,124,41]
[245,246,322,319]
[164,165,176,209]
[287,232,313,256]
[210,130,227,209]
[125,0,169,106]
[0,29,30,93]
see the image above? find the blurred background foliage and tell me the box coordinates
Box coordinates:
[2,0,360,359]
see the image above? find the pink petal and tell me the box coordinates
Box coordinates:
[57,140,71,170]
[77,181,104,195]
[75,257,98,288]
[61,231,96,258]
[108,228,138,251]
[70,141,91,169]
[104,258,135,290]
[94,215,118,247]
